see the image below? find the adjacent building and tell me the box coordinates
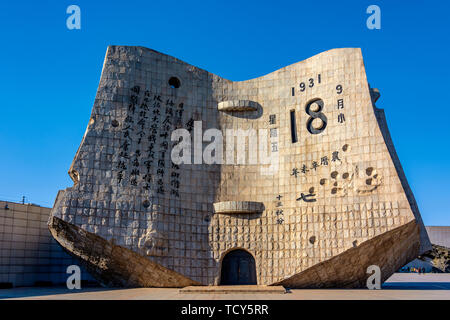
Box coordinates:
[0,200,94,288]
[402,226,450,273]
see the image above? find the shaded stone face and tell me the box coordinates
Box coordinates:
[49,46,431,288]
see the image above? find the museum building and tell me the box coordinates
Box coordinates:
[45,46,431,288]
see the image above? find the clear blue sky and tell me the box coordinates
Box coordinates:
[0,1,448,225]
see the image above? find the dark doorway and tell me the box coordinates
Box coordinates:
[220,249,257,285]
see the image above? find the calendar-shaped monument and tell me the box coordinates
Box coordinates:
[49,46,431,288]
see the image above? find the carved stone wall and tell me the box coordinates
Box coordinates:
[49,46,430,287]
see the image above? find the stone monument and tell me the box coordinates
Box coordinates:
[48,46,431,288]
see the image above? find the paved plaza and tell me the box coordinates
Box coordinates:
[1,274,449,300]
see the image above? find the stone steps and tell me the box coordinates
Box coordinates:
[179,285,286,294]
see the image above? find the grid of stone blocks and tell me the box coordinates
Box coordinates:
[49,46,430,287]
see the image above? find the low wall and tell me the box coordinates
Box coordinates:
[0,201,95,287]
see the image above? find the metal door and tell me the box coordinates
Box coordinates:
[220,249,256,285]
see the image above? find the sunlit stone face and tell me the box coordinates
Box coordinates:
[48,46,430,288]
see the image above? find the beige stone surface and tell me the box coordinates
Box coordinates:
[49,46,430,287]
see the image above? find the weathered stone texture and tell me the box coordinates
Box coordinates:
[49,214,199,287]
[49,46,430,287]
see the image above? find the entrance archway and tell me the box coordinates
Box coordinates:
[220,249,256,285]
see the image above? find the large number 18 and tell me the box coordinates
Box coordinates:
[305,98,327,134]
